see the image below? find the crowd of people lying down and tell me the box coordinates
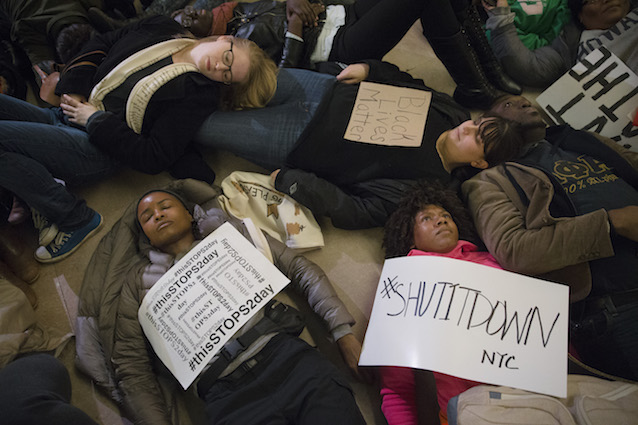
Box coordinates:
[0,0,637,424]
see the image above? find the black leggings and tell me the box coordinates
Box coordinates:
[330,0,470,63]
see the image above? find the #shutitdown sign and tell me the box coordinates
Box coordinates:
[359,256,569,398]
[138,223,290,389]
[537,46,638,152]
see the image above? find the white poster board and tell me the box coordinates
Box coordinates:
[537,47,638,152]
[359,256,569,398]
[138,223,290,389]
[344,81,432,147]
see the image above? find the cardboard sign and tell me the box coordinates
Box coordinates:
[344,81,431,147]
[138,223,290,389]
[537,47,638,152]
[359,256,569,398]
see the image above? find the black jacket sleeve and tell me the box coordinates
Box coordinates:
[279,37,304,68]
[362,59,427,86]
[275,167,416,229]
[315,59,428,86]
[84,75,220,175]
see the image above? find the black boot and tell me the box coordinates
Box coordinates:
[462,5,522,95]
[429,29,504,110]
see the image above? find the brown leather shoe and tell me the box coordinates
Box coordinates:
[0,225,40,283]
[0,260,38,309]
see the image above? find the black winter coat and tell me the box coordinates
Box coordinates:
[56,16,220,183]
[275,60,470,229]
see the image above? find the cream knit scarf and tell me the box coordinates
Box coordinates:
[89,38,200,134]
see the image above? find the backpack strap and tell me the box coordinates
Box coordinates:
[196,300,304,397]
[242,217,273,263]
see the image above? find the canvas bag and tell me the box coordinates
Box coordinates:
[449,375,638,425]
[218,171,324,250]
[0,277,68,368]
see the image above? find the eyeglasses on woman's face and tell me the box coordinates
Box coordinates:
[221,39,234,85]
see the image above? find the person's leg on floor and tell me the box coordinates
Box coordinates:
[280,339,365,425]
[0,119,118,188]
[454,3,522,94]
[0,96,113,261]
[422,0,503,108]
[202,334,365,425]
[329,0,421,62]
[0,354,99,425]
[0,99,116,229]
[0,152,95,230]
[0,93,59,124]
[0,122,109,262]
[195,69,334,170]
[419,0,463,38]
[572,302,638,381]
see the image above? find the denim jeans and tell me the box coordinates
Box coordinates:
[0,94,120,230]
[194,68,337,171]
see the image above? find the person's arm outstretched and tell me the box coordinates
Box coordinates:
[274,168,415,229]
[267,232,370,381]
[483,0,577,87]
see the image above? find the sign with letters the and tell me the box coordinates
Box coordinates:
[537,47,638,152]
[359,256,569,398]
[344,81,431,147]
[138,223,290,389]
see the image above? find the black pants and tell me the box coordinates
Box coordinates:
[0,354,98,425]
[330,0,469,63]
[202,333,366,425]
[571,300,638,381]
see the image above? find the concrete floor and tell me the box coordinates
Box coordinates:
[17,21,542,425]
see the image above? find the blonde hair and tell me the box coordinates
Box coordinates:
[181,35,278,110]
[225,37,278,110]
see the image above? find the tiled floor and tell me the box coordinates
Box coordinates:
[18,20,542,425]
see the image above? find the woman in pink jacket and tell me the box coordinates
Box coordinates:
[380,181,502,425]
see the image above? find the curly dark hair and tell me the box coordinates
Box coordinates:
[383,180,479,259]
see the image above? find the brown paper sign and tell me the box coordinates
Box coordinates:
[344,82,432,147]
